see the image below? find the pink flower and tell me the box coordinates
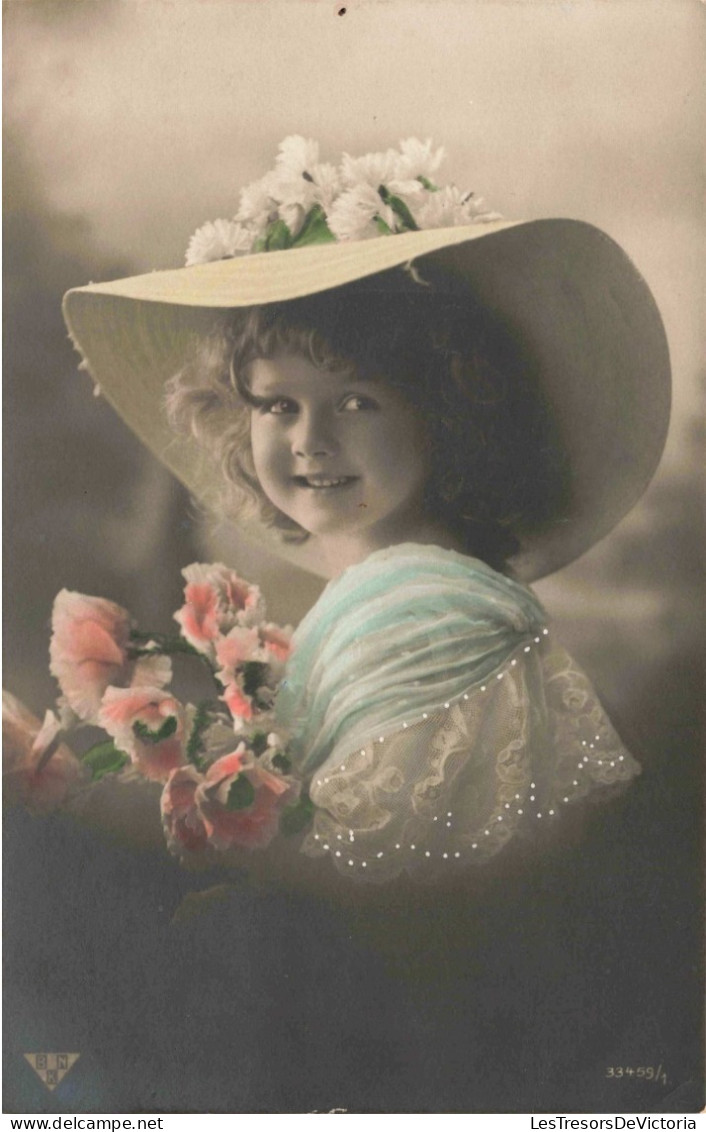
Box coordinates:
[220,682,256,723]
[173,563,265,658]
[160,766,209,853]
[215,624,292,725]
[99,687,189,782]
[214,626,262,671]
[195,748,299,851]
[214,627,261,723]
[259,623,293,664]
[2,691,84,814]
[161,747,300,856]
[50,590,171,724]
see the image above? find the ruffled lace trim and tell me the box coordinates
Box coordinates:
[300,633,639,883]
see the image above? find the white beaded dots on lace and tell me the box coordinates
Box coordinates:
[308,629,560,870]
[307,627,628,872]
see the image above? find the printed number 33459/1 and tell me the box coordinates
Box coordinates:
[606,1066,667,1086]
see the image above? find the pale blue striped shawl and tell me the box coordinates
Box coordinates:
[275,543,548,777]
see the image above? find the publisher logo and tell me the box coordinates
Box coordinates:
[24,1053,80,1091]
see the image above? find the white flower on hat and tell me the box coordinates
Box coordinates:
[340,147,400,188]
[397,137,446,182]
[275,134,320,178]
[256,174,315,240]
[309,162,341,212]
[327,183,397,242]
[340,147,422,203]
[236,175,279,234]
[271,162,342,237]
[278,199,310,240]
[466,196,503,224]
[185,136,501,263]
[413,184,502,229]
[269,170,315,209]
[185,219,253,266]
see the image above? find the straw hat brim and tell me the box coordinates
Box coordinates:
[62,218,670,581]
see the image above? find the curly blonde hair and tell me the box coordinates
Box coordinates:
[165,271,569,571]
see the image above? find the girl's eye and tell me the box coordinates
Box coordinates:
[340,394,378,412]
[262,397,297,415]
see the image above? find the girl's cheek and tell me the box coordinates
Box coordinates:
[250,417,275,464]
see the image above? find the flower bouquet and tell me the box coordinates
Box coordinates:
[3,563,311,860]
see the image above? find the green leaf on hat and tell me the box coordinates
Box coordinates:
[253,219,292,253]
[416,175,439,192]
[133,715,178,744]
[280,792,315,837]
[81,740,130,781]
[292,204,335,248]
[264,219,294,252]
[378,184,419,232]
[373,214,394,236]
[225,773,256,811]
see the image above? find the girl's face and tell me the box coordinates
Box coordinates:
[248,353,434,564]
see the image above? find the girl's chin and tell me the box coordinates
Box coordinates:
[283,499,370,537]
[275,494,442,556]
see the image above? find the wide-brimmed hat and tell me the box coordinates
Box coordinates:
[62,141,670,582]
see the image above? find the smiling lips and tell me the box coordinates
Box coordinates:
[293,474,359,489]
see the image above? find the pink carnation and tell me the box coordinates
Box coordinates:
[259,623,293,664]
[215,624,292,725]
[50,590,171,724]
[214,626,262,671]
[173,563,264,658]
[195,748,299,851]
[99,687,188,783]
[220,682,256,723]
[214,627,261,723]
[160,766,209,853]
[2,691,84,814]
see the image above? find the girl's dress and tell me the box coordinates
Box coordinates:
[147,540,641,1112]
[276,542,640,882]
[8,543,647,1114]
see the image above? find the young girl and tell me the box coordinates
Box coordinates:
[160,276,644,885]
[29,138,674,1110]
[60,136,669,890]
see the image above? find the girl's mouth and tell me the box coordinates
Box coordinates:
[293,475,359,490]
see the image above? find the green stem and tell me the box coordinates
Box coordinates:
[128,632,218,677]
[35,732,64,773]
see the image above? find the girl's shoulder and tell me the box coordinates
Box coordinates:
[300,541,547,644]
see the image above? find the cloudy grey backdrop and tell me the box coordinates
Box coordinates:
[3,0,704,1114]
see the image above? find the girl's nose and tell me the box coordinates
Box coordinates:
[291,411,338,459]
